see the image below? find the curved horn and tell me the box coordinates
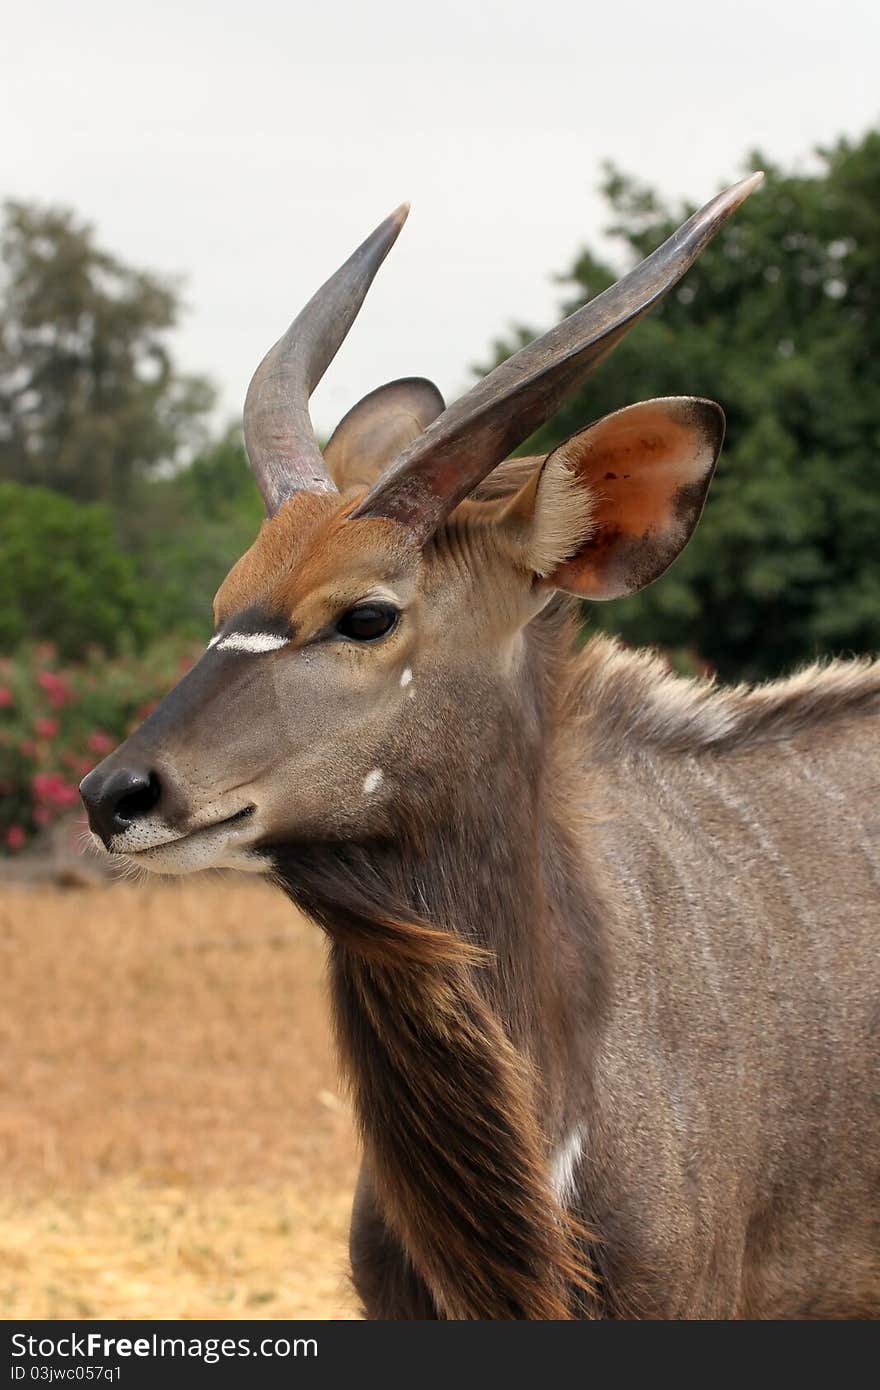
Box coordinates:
[244,204,409,514]
[352,174,763,540]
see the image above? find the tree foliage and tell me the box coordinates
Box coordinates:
[0,202,261,658]
[125,428,264,639]
[0,483,153,659]
[483,131,880,678]
[0,201,214,507]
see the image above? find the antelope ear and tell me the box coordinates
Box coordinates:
[513,397,724,600]
[324,378,445,491]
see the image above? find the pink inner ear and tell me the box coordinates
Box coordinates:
[550,400,721,601]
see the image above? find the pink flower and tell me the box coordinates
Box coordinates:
[0,686,13,708]
[33,806,51,826]
[37,671,71,709]
[34,717,59,738]
[87,730,114,754]
[32,772,79,808]
[6,826,25,851]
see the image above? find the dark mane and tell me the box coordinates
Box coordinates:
[270,838,599,1319]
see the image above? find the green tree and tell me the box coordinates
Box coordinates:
[0,201,214,507]
[483,131,880,679]
[0,483,154,658]
[126,428,264,640]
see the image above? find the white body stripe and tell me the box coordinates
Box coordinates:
[551,1127,584,1203]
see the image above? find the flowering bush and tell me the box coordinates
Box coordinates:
[0,639,202,853]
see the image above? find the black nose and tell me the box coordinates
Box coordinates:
[79,765,162,847]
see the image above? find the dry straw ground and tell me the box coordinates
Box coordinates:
[0,878,360,1319]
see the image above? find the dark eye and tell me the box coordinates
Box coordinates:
[335,603,399,642]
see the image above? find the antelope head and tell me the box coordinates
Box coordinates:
[80,176,761,875]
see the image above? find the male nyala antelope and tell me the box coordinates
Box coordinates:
[81,174,879,1319]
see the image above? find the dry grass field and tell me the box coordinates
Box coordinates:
[0,878,360,1319]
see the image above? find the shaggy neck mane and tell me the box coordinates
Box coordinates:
[272,604,601,1319]
[577,636,880,758]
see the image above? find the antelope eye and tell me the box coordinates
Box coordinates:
[335,603,399,643]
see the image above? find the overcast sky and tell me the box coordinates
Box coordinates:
[4,0,878,435]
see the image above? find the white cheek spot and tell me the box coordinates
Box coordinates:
[363,768,384,795]
[400,667,413,688]
[207,634,220,649]
[214,632,289,654]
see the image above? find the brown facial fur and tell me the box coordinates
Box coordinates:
[214,494,419,635]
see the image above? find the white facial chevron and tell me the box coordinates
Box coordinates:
[208,632,290,654]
